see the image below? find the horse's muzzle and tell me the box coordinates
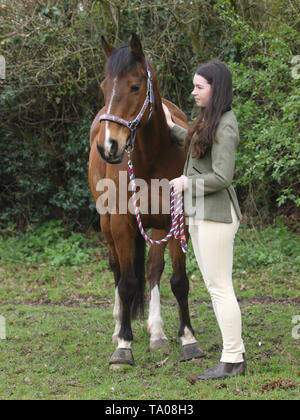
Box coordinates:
[96,142,124,164]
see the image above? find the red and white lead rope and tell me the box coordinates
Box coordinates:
[127,158,188,253]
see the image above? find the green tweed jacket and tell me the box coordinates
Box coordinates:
[171,110,242,223]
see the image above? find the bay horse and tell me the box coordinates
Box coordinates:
[88,33,204,366]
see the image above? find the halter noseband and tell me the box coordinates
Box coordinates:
[98,59,154,151]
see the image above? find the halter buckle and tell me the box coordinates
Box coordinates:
[128,120,137,130]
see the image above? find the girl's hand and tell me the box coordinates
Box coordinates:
[162,103,175,129]
[169,175,188,195]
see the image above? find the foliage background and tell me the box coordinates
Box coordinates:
[0,0,299,230]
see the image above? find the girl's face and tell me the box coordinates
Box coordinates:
[192,74,212,108]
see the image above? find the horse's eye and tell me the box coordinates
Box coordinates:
[131,85,140,92]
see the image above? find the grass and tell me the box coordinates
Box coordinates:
[0,220,299,400]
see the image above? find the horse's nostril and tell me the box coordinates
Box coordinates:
[109,139,118,157]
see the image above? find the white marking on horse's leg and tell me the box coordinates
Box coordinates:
[112,286,121,343]
[104,77,117,153]
[147,285,168,347]
[180,326,197,346]
[117,339,132,349]
[112,287,132,350]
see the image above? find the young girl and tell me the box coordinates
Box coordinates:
[163,61,246,380]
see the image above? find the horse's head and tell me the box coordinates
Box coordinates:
[96,33,154,164]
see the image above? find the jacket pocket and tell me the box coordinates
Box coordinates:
[192,166,202,174]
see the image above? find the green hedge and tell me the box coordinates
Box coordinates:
[0,0,299,229]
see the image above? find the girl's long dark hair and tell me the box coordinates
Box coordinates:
[185,61,233,158]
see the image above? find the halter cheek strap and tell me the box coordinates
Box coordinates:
[98,59,154,151]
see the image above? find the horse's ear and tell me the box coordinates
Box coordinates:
[130,33,144,59]
[101,36,115,58]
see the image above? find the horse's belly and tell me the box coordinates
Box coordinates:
[140,214,171,230]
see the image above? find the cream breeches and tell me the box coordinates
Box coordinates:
[188,201,245,363]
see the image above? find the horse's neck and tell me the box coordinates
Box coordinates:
[134,105,170,164]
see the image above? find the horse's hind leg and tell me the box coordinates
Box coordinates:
[147,229,169,350]
[169,236,205,361]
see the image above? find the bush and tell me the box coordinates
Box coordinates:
[230,36,300,221]
[0,0,299,229]
[0,220,99,266]
[234,218,300,273]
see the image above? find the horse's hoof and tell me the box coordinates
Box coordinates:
[109,348,135,366]
[150,338,170,350]
[180,343,205,362]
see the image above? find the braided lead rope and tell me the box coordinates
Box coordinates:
[127,159,188,253]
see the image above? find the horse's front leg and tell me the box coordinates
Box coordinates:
[111,280,135,364]
[100,214,122,344]
[169,236,205,361]
[110,272,136,366]
[109,218,143,366]
[147,230,169,350]
[112,285,122,344]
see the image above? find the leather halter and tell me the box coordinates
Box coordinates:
[98,59,154,151]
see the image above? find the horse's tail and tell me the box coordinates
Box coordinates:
[131,232,146,319]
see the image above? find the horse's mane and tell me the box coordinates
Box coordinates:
[106,45,143,77]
